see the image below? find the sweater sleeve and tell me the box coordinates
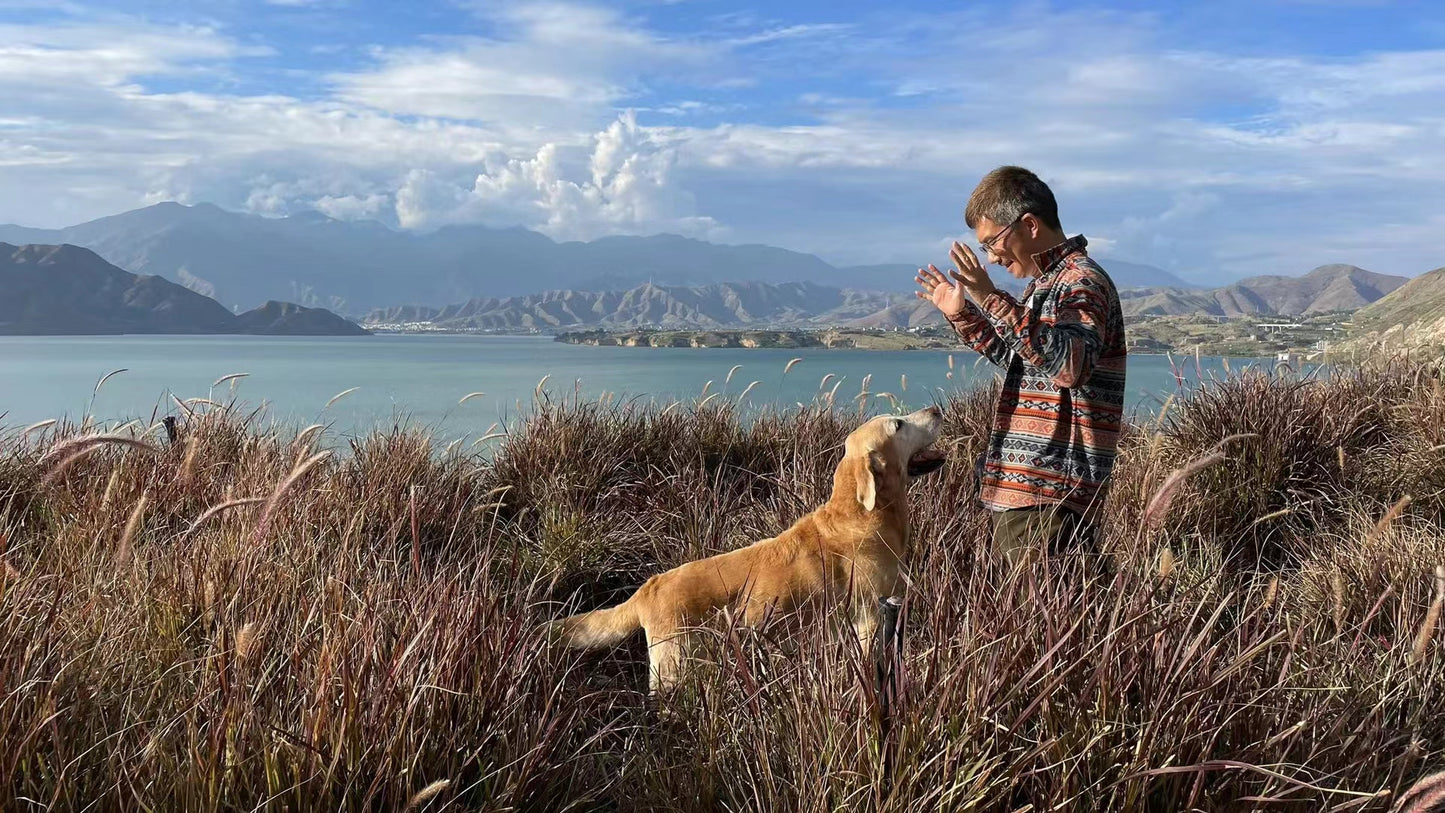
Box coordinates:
[945,301,1016,369]
[977,272,1110,389]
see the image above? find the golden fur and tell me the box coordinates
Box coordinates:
[550,406,945,691]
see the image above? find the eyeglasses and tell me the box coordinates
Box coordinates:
[978,216,1024,256]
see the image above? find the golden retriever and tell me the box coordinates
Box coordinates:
[550,406,946,691]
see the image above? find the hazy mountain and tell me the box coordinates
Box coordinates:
[836,258,1195,292]
[0,243,367,336]
[365,263,1392,333]
[1120,264,1408,317]
[1226,264,1406,313]
[364,281,925,331]
[0,203,1200,316]
[1099,259,1201,290]
[0,204,835,315]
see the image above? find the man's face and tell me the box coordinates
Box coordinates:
[975,216,1040,279]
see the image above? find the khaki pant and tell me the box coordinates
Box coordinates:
[990,504,1108,575]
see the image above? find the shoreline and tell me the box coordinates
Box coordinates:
[360,325,1316,360]
[550,329,1284,360]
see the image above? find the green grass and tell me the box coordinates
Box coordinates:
[1,360,1443,810]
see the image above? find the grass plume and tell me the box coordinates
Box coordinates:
[323,386,360,409]
[0,360,1440,809]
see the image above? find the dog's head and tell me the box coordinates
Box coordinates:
[843,405,946,512]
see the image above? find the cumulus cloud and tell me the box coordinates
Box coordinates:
[395,112,722,241]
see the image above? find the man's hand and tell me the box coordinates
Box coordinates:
[948,241,998,301]
[915,241,999,317]
[915,263,970,318]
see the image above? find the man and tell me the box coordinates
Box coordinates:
[915,166,1126,571]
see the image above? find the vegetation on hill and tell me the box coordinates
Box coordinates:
[1,360,1443,808]
[1354,266,1445,329]
[1341,266,1445,358]
[1125,312,1352,357]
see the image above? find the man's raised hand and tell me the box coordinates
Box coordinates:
[948,241,997,300]
[915,263,969,319]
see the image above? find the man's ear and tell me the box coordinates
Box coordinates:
[855,451,885,511]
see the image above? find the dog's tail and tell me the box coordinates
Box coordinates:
[550,598,641,649]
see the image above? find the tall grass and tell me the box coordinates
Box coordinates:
[0,362,1443,810]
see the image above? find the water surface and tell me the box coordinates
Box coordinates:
[0,334,1295,441]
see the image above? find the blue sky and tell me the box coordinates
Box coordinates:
[2,0,1443,284]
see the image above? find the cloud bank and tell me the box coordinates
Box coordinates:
[0,1,1442,282]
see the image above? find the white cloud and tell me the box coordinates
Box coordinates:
[0,20,265,87]
[331,2,713,128]
[724,23,853,47]
[312,192,389,220]
[395,111,722,241]
[0,1,1443,283]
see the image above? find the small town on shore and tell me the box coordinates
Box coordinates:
[538,311,1351,360]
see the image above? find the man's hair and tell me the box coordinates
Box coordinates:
[964,166,1062,232]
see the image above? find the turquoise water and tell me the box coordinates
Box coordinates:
[0,334,1296,441]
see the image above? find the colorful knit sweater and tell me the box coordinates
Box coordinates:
[945,235,1127,516]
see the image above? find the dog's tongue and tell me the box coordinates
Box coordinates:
[909,448,944,465]
[907,447,947,477]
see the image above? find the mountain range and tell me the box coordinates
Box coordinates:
[362,262,1408,333]
[0,203,1196,316]
[0,243,366,336]
[1118,264,1408,317]
[364,281,917,331]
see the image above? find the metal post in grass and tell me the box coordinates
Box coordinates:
[875,595,905,795]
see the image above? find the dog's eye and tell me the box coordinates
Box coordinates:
[889,418,904,431]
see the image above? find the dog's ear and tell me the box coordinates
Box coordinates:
[855,451,885,511]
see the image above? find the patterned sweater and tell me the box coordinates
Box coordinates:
[945,235,1127,517]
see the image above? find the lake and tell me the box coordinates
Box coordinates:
[0,334,1298,442]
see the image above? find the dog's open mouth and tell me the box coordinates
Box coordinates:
[907,446,947,477]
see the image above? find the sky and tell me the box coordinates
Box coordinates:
[1,0,1443,285]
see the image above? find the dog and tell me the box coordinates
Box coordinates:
[550,405,946,691]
